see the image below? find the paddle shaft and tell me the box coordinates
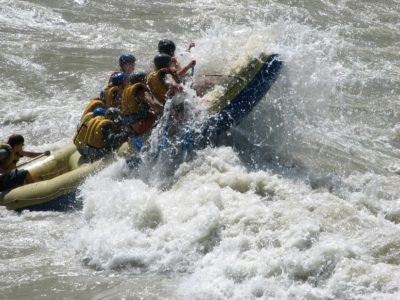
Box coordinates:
[190,66,195,88]
[16,153,47,168]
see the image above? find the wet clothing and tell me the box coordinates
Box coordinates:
[73,112,96,151]
[121,83,150,133]
[121,83,147,116]
[131,113,158,136]
[0,169,28,191]
[147,68,180,104]
[0,144,20,172]
[84,116,115,149]
[81,98,106,121]
[0,145,26,191]
[104,84,124,109]
[75,116,128,161]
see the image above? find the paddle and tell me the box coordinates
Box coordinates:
[190,65,195,78]
[16,152,48,168]
[189,66,195,88]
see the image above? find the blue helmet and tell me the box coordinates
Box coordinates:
[119,54,136,68]
[111,72,127,86]
[154,53,171,69]
[158,39,176,56]
[93,107,106,117]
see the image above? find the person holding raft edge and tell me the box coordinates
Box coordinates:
[158,39,213,96]
[158,39,196,81]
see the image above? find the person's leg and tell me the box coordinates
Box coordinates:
[25,171,33,184]
[3,169,29,189]
[87,147,106,162]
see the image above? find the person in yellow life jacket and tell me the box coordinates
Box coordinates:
[121,80,163,136]
[107,54,136,84]
[129,70,147,85]
[158,39,213,97]
[103,72,129,109]
[130,70,164,114]
[158,39,196,81]
[77,108,129,161]
[73,107,107,151]
[0,134,50,191]
[147,53,184,106]
[80,97,107,121]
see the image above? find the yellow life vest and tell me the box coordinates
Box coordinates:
[121,83,146,116]
[0,144,20,172]
[85,116,114,149]
[81,98,106,121]
[104,84,123,109]
[147,68,179,104]
[73,112,95,150]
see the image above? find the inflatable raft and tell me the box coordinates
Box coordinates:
[157,53,283,150]
[0,52,282,212]
[0,143,134,211]
[201,53,282,143]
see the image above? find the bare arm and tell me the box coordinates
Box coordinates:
[165,74,184,93]
[187,42,195,51]
[143,91,163,114]
[177,60,196,78]
[20,150,50,158]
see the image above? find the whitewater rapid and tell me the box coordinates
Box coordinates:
[1,0,399,299]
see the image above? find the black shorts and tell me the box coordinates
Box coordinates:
[78,146,108,162]
[0,169,29,191]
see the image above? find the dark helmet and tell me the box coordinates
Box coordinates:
[158,39,176,56]
[111,72,127,86]
[154,53,172,69]
[93,107,106,117]
[99,90,105,101]
[105,107,122,124]
[129,70,147,84]
[119,54,136,68]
